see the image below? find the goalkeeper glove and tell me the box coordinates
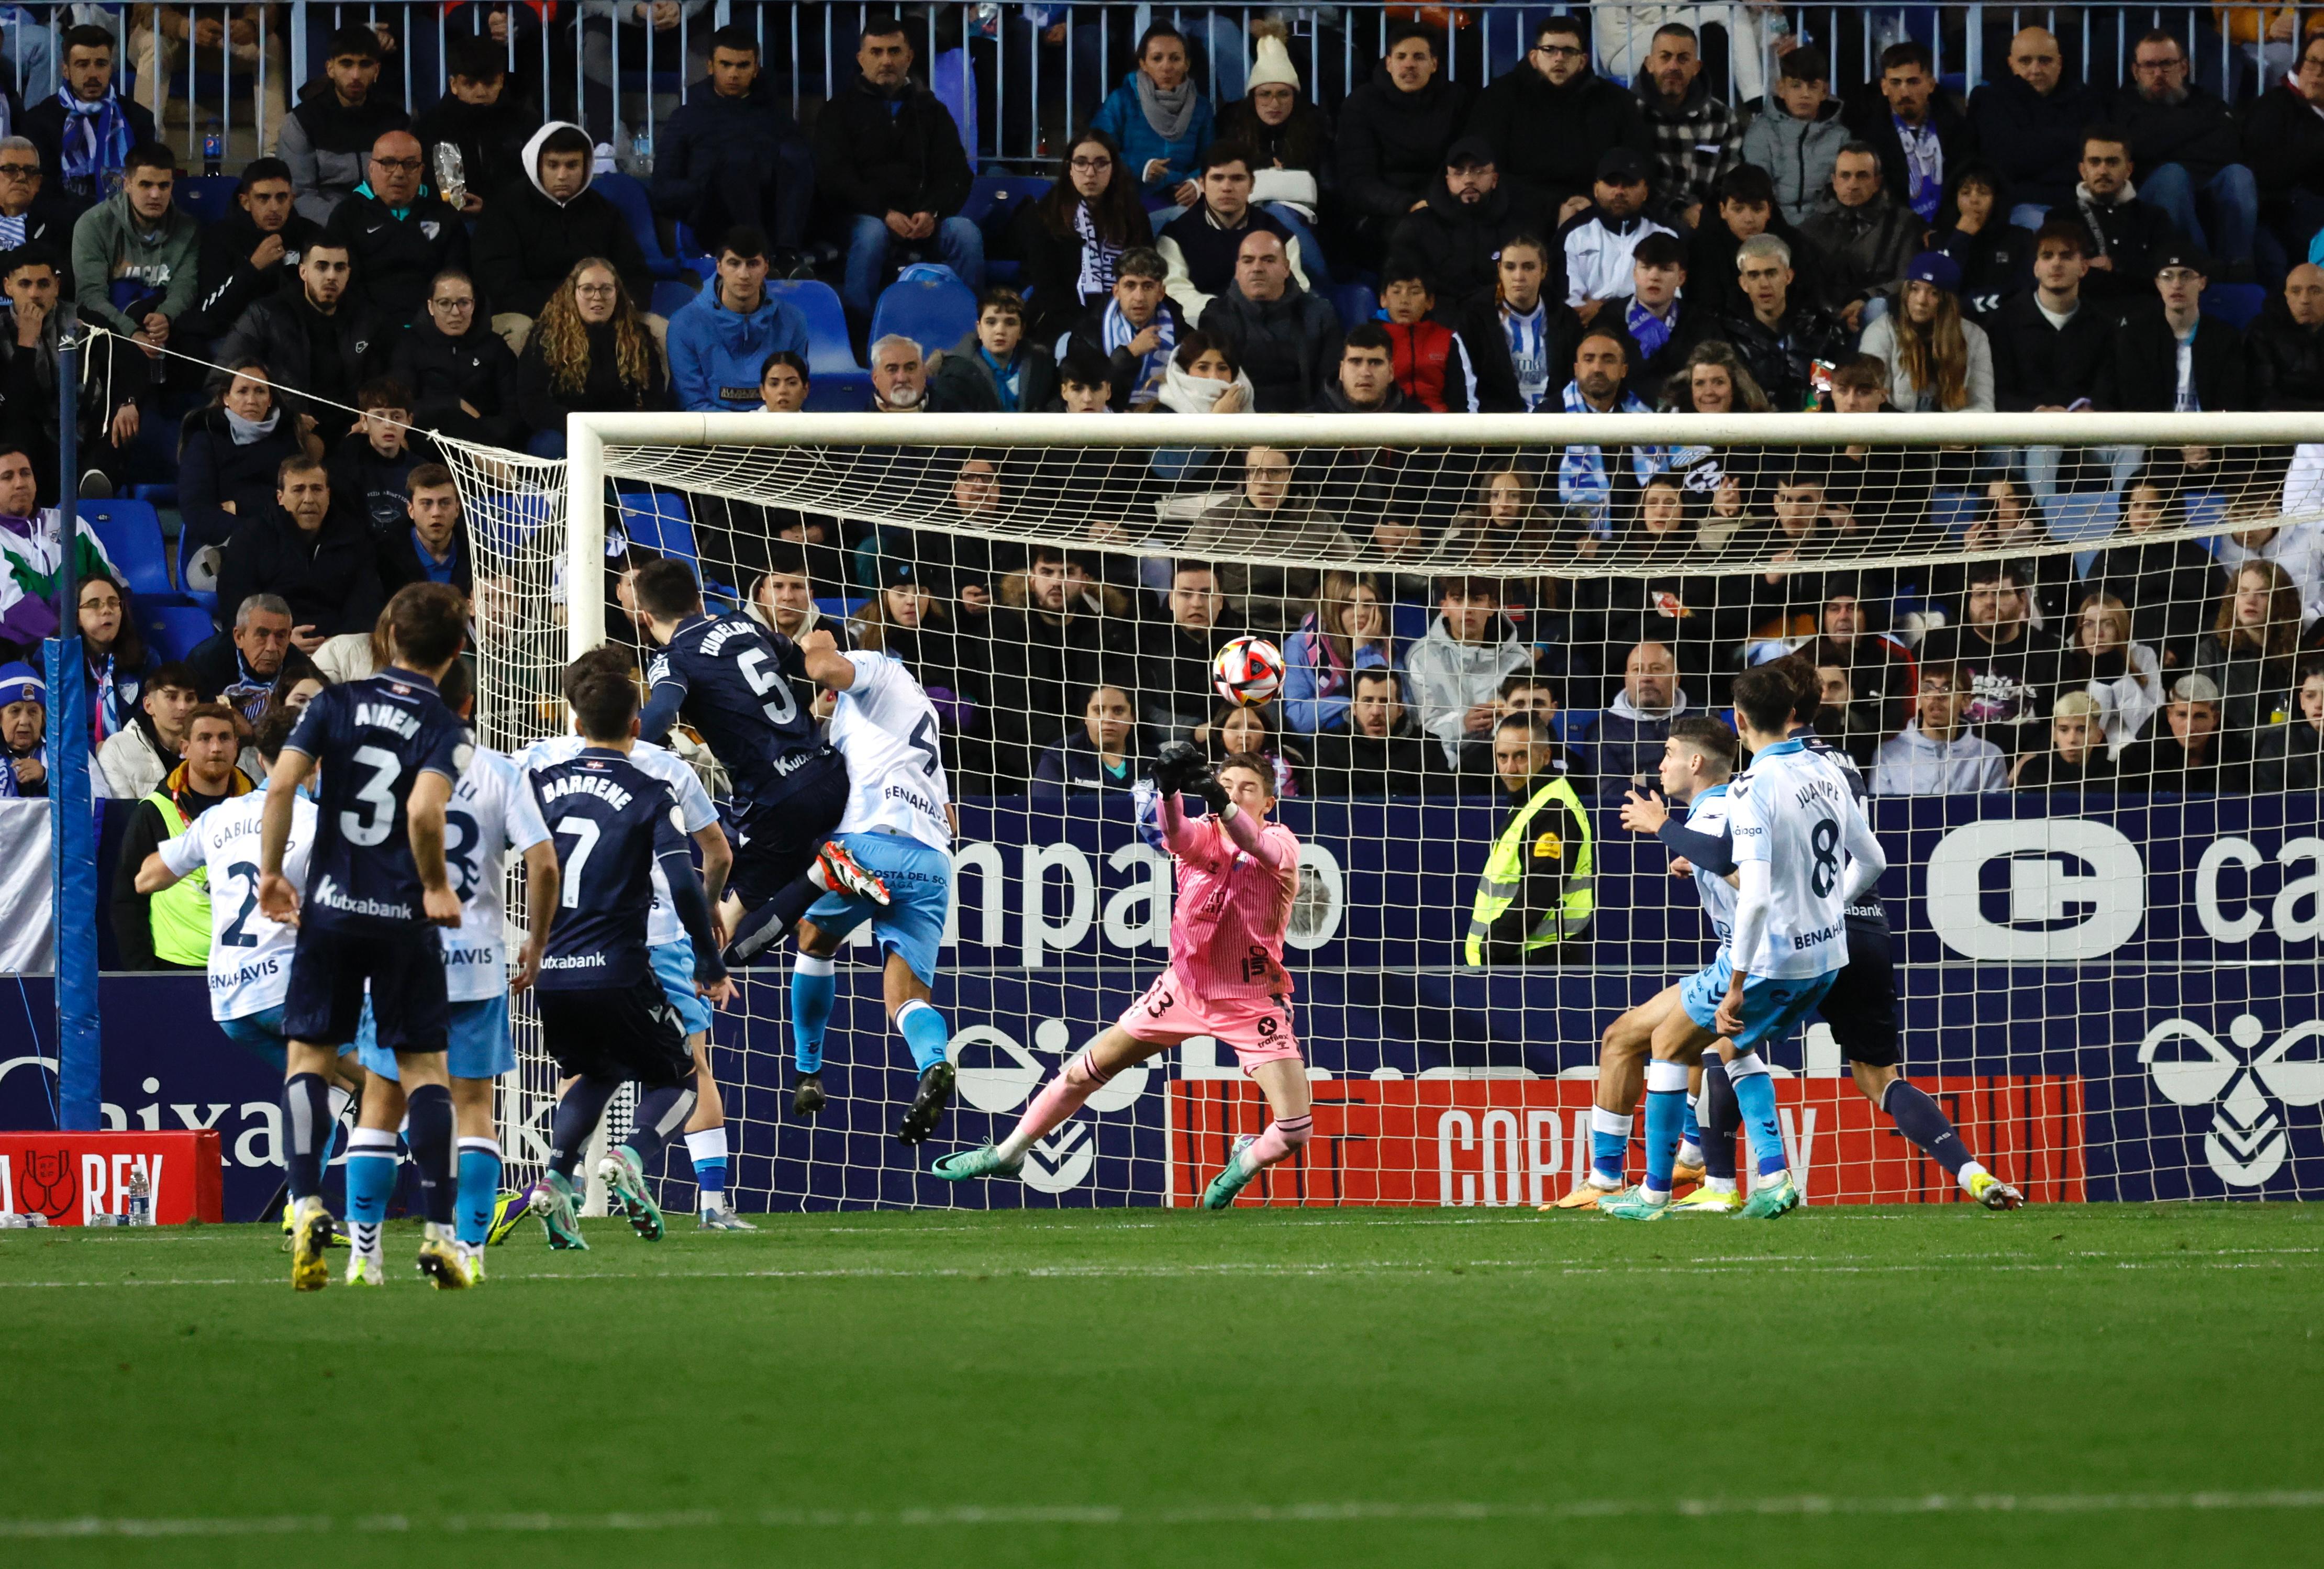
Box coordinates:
[1149,740,1203,797]
[1192,767,1231,814]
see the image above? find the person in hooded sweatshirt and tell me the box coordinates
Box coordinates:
[665,227,809,413]
[412,33,536,219]
[275,26,409,227]
[67,141,199,346]
[390,268,523,449]
[1740,46,1849,226]
[183,158,320,340]
[322,128,468,330]
[473,121,655,351]
[1871,662,2010,796]
[652,24,817,272]
[1336,21,1475,266]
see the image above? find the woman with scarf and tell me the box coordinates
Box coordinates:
[1146,331,1254,485]
[1010,130,1154,343]
[74,572,154,749]
[1282,569,1405,736]
[515,257,670,458]
[1090,23,1214,216]
[177,362,321,562]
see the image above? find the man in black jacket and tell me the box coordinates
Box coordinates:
[2068,126,2176,308]
[1842,41,1977,226]
[216,238,384,444]
[2097,246,2247,411]
[1466,14,1652,220]
[323,130,468,330]
[2250,263,2324,410]
[1200,230,1342,411]
[1336,23,1475,264]
[377,462,473,598]
[1135,562,1244,737]
[985,543,1132,784]
[183,159,319,340]
[413,33,535,219]
[1991,220,2113,410]
[652,25,817,271]
[1158,144,1311,326]
[389,269,524,448]
[2112,29,2256,277]
[472,122,656,345]
[1308,667,1450,797]
[22,26,158,201]
[215,455,385,649]
[1718,232,1845,411]
[2245,37,2324,272]
[0,138,85,263]
[1967,27,2103,221]
[1386,137,1547,317]
[1797,143,1918,330]
[187,593,294,708]
[0,248,141,504]
[816,18,980,325]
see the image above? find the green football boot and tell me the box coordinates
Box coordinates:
[932,1143,1025,1182]
[1737,1171,1801,1220]
[600,1145,667,1241]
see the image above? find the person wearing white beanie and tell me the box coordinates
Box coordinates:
[1217,18,1336,285]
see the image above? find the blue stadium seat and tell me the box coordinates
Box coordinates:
[173,175,238,227]
[963,174,1050,237]
[1331,283,1380,334]
[671,221,718,283]
[2202,283,2266,332]
[869,270,980,360]
[80,500,171,599]
[142,604,217,663]
[649,277,702,320]
[769,280,873,410]
[593,171,691,282]
[615,491,698,566]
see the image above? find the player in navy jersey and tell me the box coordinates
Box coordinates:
[524,649,737,1249]
[628,558,890,991]
[258,583,474,1290]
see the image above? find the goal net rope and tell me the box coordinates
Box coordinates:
[439,411,2324,1209]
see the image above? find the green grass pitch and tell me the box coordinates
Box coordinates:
[2,1204,2318,1568]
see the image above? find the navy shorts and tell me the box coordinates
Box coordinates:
[281,921,448,1054]
[727,750,849,908]
[1816,925,1899,1069]
[536,978,695,1089]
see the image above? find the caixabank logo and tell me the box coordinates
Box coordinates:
[2139,1014,2324,1188]
[1925,820,2146,960]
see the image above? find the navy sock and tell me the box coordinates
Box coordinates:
[1700,1058,1740,1182]
[403,1083,455,1227]
[283,1072,331,1201]
[549,1076,620,1179]
[1882,1080,1973,1176]
[620,1084,699,1177]
[724,877,822,967]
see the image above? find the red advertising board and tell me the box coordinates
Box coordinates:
[0,1132,226,1226]
[1170,1076,2085,1207]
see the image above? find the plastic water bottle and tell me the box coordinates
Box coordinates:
[202,119,224,177]
[127,1167,152,1227]
[0,1211,48,1228]
[631,131,653,175]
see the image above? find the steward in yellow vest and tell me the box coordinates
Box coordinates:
[1464,711,1593,966]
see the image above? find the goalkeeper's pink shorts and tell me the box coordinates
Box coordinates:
[1118,966,1303,1071]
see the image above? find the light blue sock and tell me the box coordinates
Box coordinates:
[1642,1060,1690,1196]
[1681,1095,1702,1152]
[791,954,836,1074]
[455,1138,501,1248]
[344,1129,398,1234]
[896,998,951,1073]
[1588,1107,1630,1184]
[1729,1056,1788,1177]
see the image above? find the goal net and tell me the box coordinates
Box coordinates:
[439,411,2324,1211]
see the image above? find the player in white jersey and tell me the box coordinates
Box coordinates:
[341,663,559,1283]
[785,630,963,1145]
[517,731,750,1229]
[1602,665,1885,1222]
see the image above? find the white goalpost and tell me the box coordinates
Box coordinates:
[440,409,2324,1211]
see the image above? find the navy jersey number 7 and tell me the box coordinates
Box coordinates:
[641,613,826,805]
[530,748,726,991]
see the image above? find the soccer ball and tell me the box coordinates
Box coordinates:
[1211,636,1285,708]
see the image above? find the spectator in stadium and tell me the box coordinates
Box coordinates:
[322,130,465,330]
[1742,46,1845,227]
[1856,251,1995,412]
[666,228,808,415]
[1369,266,1476,417]
[1282,568,1403,735]
[1307,322,1409,418]
[1843,42,1977,226]
[24,26,157,202]
[2253,659,2324,791]
[1926,165,2031,322]
[1872,663,2010,794]
[216,238,381,444]
[514,259,671,457]
[1216,22,1335,281]
[1465,708,1593,965]
[2248,263,2324,409]
[1306,664,1445,797]
[2118,672,2242,792]
[68,141,197,348]
[1012,132,1156,344]
[1991,220,2110,416]
[375,462,471,599]
[1181,445,1340,633]
[928,287,1058,415]
[0,661,52,796]
[1595,640,1689,788]
[1198,228,1340,412]
[391,270,522,449]
[2198,559,2307,741]
[1439,461,1561,576]
[1159,143,1311,326]
[758,350,809,414]
[1196,698,1306,799]
[1135,560,1242,738]
[1799,141,1918,331]
[1683,162,1822,322]
[1580,475,1729,685]
[2097,247,2248,411]
[1608,230,1702,406]
[326,378,426,535]
[2218,515,2324,629]
[1552,327,1658,530]
[108,700,249,970]
[1808,578,1909,724]
[1464,233,1580,414]
[1,244,142,505]
[1055,246,1179,411]
[851,557,978,745]
[1089,22,1215,212]
[94,659,199,799]
[1919,561,2064,756]
[2246,36,2324,269]
[1388,138,1547,318]
[187,592,292,709]
[1409,574,1536,769]
[1734,467,1837,627]
[1469,14,1649,219]
[1556,148,1674,319]
[2063,591,2164,759]
[1719,231,1844,414]
[1336,22,1474,264]
[474,123,655,351]
[2113,29,2256,279]
[2067,126,2176,308]
[69,572,153,748]
[1632,24,1739,221]
[184,159,318,340]
[2094,468,2222,670]
[413,33,534,218]
[747,542,853,671]
[1808,659,1885,769]
[176,362,319,557]
[986,541,1133,782]
[652,25,817,273]
[1966,27,2099,225]
[215,454,383,649]
[1032,682,1144,796]
[2011,691,2118,789]
[0,137,83,256]
[276,26,408,226]
[866,334,927,414]
[817,16,982,326]
[126,8,289,159]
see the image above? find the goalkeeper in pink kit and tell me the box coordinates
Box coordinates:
[935,743,1313,1207]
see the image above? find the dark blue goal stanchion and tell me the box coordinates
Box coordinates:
[50,329,99,1132]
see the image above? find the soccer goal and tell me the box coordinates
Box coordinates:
[437,409,2324,1212]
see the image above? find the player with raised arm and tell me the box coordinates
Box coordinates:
[257,583,474,1290]
[516,722,750,1230]
[1603,664,1885,1221]
[935,742,1312,1208]
[524,649,737,1249]
[780,629,963,1144]
[340,660,561,1285]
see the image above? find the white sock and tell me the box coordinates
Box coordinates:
[1956,1161,1990,1194]
[1707,1177,1738,1195]
[351,1221,381,1257]
[1677,1140,1703,1166]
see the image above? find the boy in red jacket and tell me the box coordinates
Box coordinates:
[1378,262,1482,412]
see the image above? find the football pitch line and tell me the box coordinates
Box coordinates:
[7,1490,2323,1540]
